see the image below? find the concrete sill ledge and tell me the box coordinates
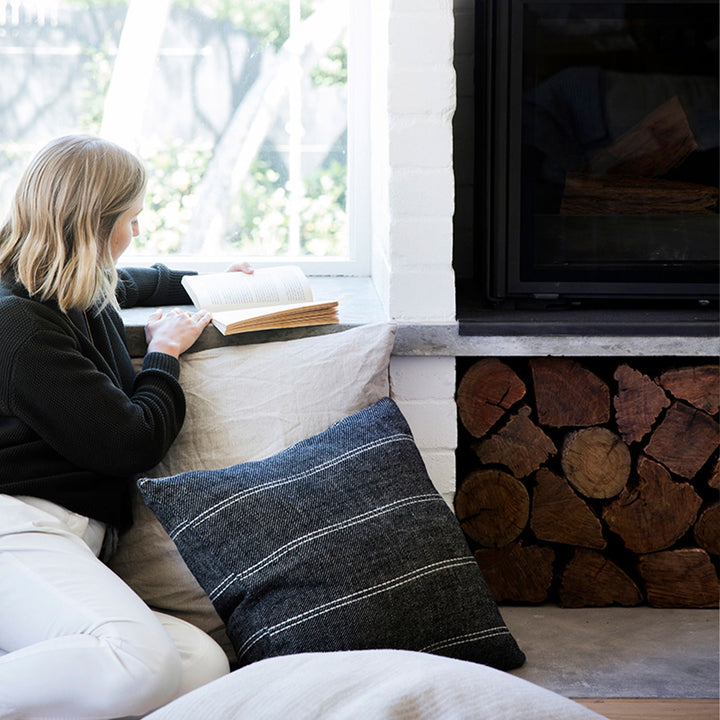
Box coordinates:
[121,276,720,358]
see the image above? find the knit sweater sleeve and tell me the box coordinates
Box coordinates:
[116,263,197,308]
[2,310,185,476]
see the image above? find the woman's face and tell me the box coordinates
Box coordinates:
[109,198,144,262]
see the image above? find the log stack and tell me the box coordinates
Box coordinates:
[456,357,719,608]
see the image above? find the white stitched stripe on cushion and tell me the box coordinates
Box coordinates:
[167,433,415,540]
[236,556,478,659]
[421,628,513,654]
[208,493,442,601]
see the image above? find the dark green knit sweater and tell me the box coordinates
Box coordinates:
[0,264,196,531]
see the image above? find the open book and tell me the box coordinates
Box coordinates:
[181,265,339,336]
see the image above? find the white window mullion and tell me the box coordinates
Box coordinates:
[346,0,371,276]
[286,0,304,258]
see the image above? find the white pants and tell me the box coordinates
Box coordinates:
[0,494,230,720]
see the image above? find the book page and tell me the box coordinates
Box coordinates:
[211,300,338,334]
[182,266,313,311]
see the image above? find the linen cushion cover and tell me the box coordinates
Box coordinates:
[109,324,397,657]
[144,649,604,720]
[138,397,525,670]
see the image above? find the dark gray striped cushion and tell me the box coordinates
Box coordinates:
[138,397,525,670]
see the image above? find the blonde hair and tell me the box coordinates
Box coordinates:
[0,134,147,312]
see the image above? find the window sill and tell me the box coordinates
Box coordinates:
[121,276,719,359]
[121,276,388,357]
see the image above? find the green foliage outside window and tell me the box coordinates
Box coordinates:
[0,0,348,260]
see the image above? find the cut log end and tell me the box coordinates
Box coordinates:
[645,402,719,479]
[455,469,530,548]
[474,543,555,603]
[559,548,643,608]
[613,363,670,444]
[530,358,610,428]
[457,359,526,438]
[561,427,631,499]
[472,407,557,478]
[694,503,720,556]
[530,468,606,549]
[602,456,703,554]
[638,549,719,608]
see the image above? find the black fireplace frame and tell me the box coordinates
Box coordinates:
[470,0,719,315]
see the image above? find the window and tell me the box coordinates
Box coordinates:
[0,0,368,274]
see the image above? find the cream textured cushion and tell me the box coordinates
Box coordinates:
[144,649,607,720]
[109,324,396,658]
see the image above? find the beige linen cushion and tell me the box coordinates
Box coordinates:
[109,324,396,659]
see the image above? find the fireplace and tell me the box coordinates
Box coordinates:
[456,0,719,333]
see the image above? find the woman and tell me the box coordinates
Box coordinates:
[0,134,245,719]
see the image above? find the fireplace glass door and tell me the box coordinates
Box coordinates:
[484,0,719,302]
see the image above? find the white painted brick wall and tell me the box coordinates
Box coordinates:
[370,0,458,505]
[390,356,457,508]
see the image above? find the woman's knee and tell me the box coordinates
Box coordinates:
[153,612,230,694]
[92,623,183,717]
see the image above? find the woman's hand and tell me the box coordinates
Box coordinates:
[144,307,212,359]
[226,261,254,274]
[144,264,252,358]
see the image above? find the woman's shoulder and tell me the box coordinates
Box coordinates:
[0,284,70,344]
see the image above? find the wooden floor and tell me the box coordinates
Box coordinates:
[574,698,719,720]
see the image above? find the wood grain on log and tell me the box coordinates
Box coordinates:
[645,402,720,479]
[559,548,642,607]
[613,363,670,444]
[530,358,610,428]
[456,357,719,607]
[472,406,557,478]
[710,457,720,491]
[530,468,606,549]
[694,503,720,556]
[456,359,526,438]
[658,365,720,415]
[455,469,530,548]
[638,548,719,608]
[561,427,631,499]
[474,543,555,603]
[602,456,702,554]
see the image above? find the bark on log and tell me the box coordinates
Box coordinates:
[471,406,557,478]
[559,548,643,607]
[530,468,606,549]
[474,543,555,603]
[645,402,720,479]
[694,503,720,556]
[455,469,530,548]
[457,359,526,438]
[613,363,670,444]
[658,365,720,415]
[638,548,719,608]
[710,457,720,491]
[530,358,610,428]
[561,427,631,499]
[602,456,703,554]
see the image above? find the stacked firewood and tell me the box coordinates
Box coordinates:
[455,357,719,608]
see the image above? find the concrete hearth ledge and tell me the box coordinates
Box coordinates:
[121,276,719,358]
[502,604,719,700]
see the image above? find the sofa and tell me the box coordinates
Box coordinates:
[108,323,673,719]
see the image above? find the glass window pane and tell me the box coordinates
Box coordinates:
[0,0,348,264]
